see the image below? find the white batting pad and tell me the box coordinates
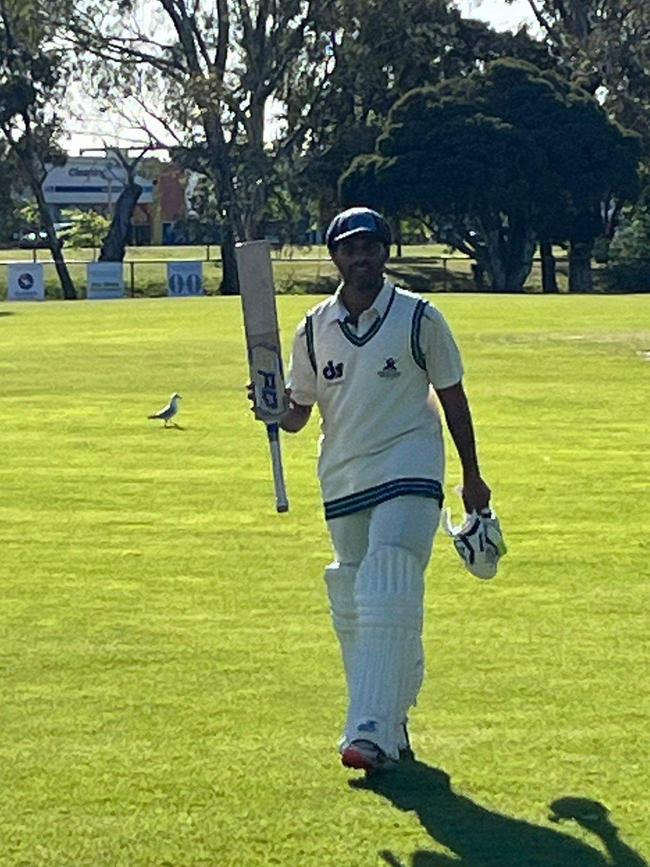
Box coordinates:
[346,545,424,759]
[324,563,358,700]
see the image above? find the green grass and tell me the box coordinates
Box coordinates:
[1,294,649,866]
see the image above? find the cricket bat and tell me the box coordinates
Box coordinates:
[236,240,290,513]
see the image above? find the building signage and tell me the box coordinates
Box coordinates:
[43,157,153,206]
[7,264,45,301]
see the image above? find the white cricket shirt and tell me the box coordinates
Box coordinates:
[288,280,463,519]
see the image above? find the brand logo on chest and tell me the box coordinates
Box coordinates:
[322,360,344,381]
[377,357,401,378]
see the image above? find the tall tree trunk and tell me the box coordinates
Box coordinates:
[394,218,402,258]
[31,179,77,300]
[482,224,535,292]
[568,240,594,292]
[471,262,487,290]
[540,240,558,293]
[604,198,623,241]
[203,115,245,294]
[99,182,142,262]
[220,222,240,296]
[503,219,536,292]
[483,228,507,291]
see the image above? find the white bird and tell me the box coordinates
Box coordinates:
[148,392,182,427]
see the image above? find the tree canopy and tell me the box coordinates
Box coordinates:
[510,0,650,140]
[341,59,640,291]
[286,0,557,220]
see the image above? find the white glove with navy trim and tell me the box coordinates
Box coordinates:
[443,506,507,580]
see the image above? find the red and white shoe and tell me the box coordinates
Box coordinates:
[341,739,390,772]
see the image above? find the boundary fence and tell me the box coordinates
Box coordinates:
[0,249,646,298]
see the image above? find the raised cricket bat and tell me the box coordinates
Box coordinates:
[236,240,290,513]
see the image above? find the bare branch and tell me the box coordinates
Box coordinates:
[125,93,186,146]
[59,24,185,79]
[158,0,202,74]
[525,0,555,33]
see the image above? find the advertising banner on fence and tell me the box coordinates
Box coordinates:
[167,261,204,297]
[8,264,45,301]
[87,262,124,300]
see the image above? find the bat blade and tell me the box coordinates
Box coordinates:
[236,240,290,513]
[236,240,289,424]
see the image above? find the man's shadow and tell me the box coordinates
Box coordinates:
[351,760,648,867]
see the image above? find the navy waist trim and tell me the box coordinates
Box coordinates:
[324,478,443,520]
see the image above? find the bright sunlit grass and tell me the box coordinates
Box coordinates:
[1,294,649,865]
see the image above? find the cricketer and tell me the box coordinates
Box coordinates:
[255,207,493,772]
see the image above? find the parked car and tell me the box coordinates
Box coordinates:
[18,222,74,249]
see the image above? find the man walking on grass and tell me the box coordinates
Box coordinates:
[255,207,492,771]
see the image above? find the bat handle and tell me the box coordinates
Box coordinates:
[266,423,289,513]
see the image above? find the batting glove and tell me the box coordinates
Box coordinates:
[443,507,507,580]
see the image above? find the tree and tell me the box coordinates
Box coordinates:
[604,206,650,293]
[61,209,111,249]
[0,0,77,298]
[511,1,650,140]
[96,147,149,262]
[340,59,640,292]
[285,0,557,224]
[66,0,344,293]
[0,142,20,241]
[507,2,650,289]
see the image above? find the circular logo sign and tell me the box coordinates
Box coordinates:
[18,272,35,290]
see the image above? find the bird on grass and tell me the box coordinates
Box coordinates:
[148,392,182,428]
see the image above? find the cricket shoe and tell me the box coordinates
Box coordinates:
[341,739,391,773]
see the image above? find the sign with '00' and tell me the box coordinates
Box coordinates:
[167,262,204,297]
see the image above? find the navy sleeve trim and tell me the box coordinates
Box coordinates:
[410,300,427,371]
[304,314,317,375]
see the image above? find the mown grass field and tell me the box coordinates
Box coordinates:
[1,293,649,866]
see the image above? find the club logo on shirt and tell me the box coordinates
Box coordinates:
[323,360,344,381]
[377,357,401,378]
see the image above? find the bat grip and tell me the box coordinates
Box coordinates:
[266,423,289,513]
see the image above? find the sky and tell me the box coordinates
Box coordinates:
[63,0,538,156]
[455,0,536,32]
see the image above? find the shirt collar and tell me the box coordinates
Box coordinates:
[327,278,394,325]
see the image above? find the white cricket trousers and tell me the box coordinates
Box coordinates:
[325,494,440,758]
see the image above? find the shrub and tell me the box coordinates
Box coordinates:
[604,212,650,292]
